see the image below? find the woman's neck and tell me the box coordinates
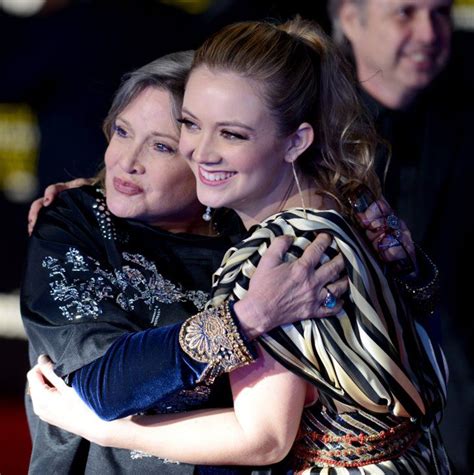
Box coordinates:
[238,176,331,230]
[152,209,217,236]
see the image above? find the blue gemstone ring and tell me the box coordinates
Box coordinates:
[386,214,400,231]
[323,288,337,309]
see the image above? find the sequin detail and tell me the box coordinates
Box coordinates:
[43,248,208,322]
[92,189,117,240]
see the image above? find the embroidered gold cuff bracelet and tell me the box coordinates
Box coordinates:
[179,302,255,384]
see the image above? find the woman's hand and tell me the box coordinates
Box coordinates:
[27,355,109,444]
[28,178,94,235]
[350,188,417,277]
[234,233,348,339]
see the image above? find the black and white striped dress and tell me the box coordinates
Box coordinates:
[208,208,449,474]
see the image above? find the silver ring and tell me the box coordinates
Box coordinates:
[323,288,337,309]
[386,214,400,231]
[392,229,402,239]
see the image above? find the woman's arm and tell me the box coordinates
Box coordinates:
[24,187,342,421]
[70,235,342,420]
[29,347,311,466]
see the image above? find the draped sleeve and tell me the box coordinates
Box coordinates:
[22,187,255,419]
[207,208,448,422]
[20,187,131,377]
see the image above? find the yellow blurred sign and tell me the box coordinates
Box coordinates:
[0,103,39,202]
[160,0,212,15]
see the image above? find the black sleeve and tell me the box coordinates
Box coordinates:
[21,189,135,377]
[21,189,251,415]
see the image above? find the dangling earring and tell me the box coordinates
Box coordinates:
[292,162,307,218]
[202,206,212,222]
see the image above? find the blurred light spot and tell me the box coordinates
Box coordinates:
[0,0,46,16]
[0,104,39,202]
[3,170,38,203]
[160,0,212,15]
[453,4,474,30]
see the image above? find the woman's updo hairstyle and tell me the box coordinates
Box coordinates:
[191,17,381,213]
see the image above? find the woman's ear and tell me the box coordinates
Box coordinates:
[284,122,314,163]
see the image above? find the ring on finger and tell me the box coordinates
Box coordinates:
[378,234,401,250]
[391,229,402,239]
[385,214,400,231]
[323,287,337,309]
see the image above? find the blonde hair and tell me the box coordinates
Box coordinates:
[192,17,381,214]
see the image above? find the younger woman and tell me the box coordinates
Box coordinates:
[28,18,448,474]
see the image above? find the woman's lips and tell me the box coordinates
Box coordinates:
[113,177,143,195]
[198,167,236,186]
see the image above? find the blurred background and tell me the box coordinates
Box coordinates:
[0,0,472,473]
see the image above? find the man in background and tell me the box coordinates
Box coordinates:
[328,1,473,472]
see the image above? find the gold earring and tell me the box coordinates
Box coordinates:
[292,162,307,218]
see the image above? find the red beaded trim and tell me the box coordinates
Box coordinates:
[293,420,421,469]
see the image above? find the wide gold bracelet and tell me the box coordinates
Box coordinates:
[179,302,255,384]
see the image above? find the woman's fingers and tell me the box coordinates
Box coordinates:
[27,198,45,235]
[298,233,332,268]
[28,178,94,235]
[37,355,68,391]
[258,235,293,270]
[26,363,61,421]
[27,364,50,393]
[312,275,348,318]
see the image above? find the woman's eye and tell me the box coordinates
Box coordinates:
[154,143,175,154]
[113,124,128,138]
[221,130,247,141]
[177,118,198,131]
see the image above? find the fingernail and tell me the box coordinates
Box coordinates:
[378,234,400,250]
[38,354,50,364]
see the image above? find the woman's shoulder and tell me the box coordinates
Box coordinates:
[54,184,103,207]
[33,185,107,239]
[255,207,358,241]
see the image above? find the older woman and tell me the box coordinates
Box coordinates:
[22,50,348,474]
[28,18,448,474]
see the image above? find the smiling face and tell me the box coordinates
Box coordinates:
[179,67,298,227]
[104,86,202,232]
[342,0,452,108]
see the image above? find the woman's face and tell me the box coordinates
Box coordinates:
[179,67,295,225]
[105,86,202,230]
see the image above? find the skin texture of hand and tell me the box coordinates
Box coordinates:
[28,178,95,235]
[351,192,417,275]
[235,233,347,340]
[27,356,109,443]
[27,355,116,444]
[358,198,416,270]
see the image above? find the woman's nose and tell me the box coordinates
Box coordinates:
[192,134,221,164]
[119,146,145,174]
